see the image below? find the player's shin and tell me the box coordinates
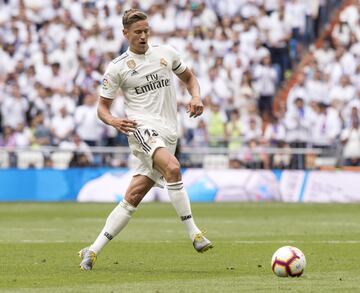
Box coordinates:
[167,181,201,241]
[89,199,137,254]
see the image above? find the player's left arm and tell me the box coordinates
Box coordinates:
[176,68,203,118]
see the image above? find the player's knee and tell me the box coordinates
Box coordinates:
[164,161,181,182]
[125,192,143,207]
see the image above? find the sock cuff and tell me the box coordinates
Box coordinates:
[166,181,184,191]
[119,199,137,213]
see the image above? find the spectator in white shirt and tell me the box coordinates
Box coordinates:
[332,18,352,47]
[314,40,335,71]
[194,2,218,30]
[74,93,104,146]
[239,19,259,55]
[223,43,249,72]
[204,66,233,110]
[51,106,75,145]
[305,69,329,104]
[243,117,263,143]
[192,119,209,147]
[350,63,360,91]
[241,2,260,20]
[257,5,272,43]
[253,55,278,117]
[264,114,289,169]
[50,87,76,116]
[49,39,79,81]
[341,111,360,166]
[263,0,280,15]
[324,47,347,86]
[74,63,102,93]
[13,122,31,147]
[285,0,306,41]
[100,27,122,55]
[266,6,291,79]
[233,72,258,116]
[59,132,93,166]
[311,102,341,149]
[30,84,52,121]
[287,73,308,111]
[284,97,314,169]
[49,63,68,89]
[149,5,175,36]
[241,101,263,134]
[340,47,357,77]
[249,38,270,65]
[18,65,37,96]
[264,115,286,146]
[329,75,356,112]
[1,84,29,129]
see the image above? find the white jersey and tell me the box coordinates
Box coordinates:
[99,44,187,144]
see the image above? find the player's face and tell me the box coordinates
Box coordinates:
[123,20,150,54]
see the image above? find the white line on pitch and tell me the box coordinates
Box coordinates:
[0,239,360,244]
[233,240,360,244]
[21,240,67,243]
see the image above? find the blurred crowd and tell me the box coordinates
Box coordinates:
[1,0,356,169]
[279,2,360,168]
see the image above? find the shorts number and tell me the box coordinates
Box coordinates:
[144,129,159,137]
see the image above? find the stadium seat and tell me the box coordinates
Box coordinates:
[17,151,45,169]
[50,151,74,169]
[314,157,337,169]
[0,150,10,168]
[202,154,229,169]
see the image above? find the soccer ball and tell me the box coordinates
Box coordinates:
[271,246,306,277]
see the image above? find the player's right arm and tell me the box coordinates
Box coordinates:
[98,60,137,136]
[97,97,137,136]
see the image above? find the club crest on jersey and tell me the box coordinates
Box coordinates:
[127,59,136,69]
[160,58,168,67]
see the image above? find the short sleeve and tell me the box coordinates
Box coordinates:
[99,62,120,99]
[167,45,187,75]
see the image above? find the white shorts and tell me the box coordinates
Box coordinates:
[128,127,177,187]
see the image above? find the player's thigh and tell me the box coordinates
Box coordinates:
[125,175,155,206]
[152,147,181,180]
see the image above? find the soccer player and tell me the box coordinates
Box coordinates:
[79,9,213,270]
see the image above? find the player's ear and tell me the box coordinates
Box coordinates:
[123,28,128,39]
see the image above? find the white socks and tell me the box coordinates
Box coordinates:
[89,199,136,254]
[89,182,199,255]
[167,181,201,241]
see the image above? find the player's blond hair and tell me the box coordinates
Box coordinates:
[122,9,148,29]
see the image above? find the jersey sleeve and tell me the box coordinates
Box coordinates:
[99,62,120,99]
[167,45,187,75]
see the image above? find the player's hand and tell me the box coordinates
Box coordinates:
[111,118,137,136]
[186,97,204,118]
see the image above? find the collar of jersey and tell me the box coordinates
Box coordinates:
[127,45,152,57]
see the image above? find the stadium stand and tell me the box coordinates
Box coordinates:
[16,150,44,169]
[0,0,355,169]
[50,150,73,169]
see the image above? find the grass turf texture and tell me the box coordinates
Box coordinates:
[0,203,360,292]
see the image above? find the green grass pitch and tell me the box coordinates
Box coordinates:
[1,202,360,292]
